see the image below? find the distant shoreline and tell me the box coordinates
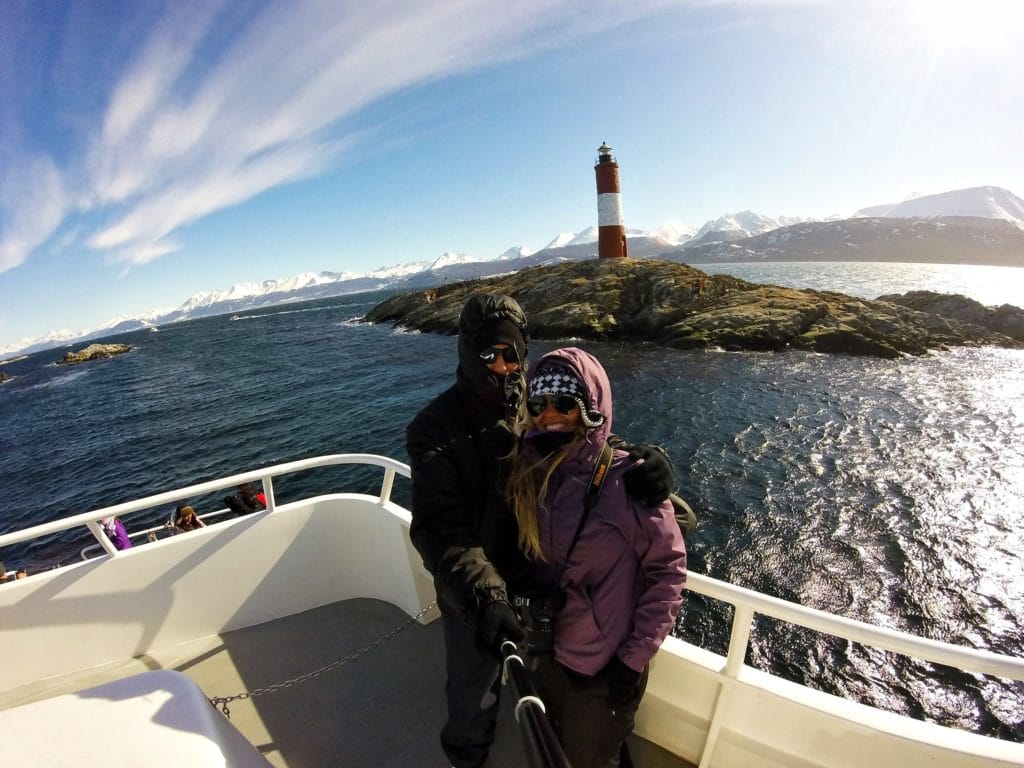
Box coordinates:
[4,257,1023,362]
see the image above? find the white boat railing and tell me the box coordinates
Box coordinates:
[78,508,238,560]
[0,453,410,560]
[3,452,1023,757]
[687,572,1024,680]
[682,572,1024,765]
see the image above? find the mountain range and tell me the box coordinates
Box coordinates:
[4,185,1023,359]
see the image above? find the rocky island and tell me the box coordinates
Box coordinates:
[364,259,1024,359]
[58,343,132,365]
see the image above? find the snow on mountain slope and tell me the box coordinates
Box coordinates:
[650,221,695,246]
[7,185,1022,359]
[428,251,474,270]
[566,226,598,245]
[497,245,535,260]
[694,210,806,240]
[271,272,336,293]
[854,186,1024,228]
[544,232,576,249]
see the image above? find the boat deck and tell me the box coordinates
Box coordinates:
[2,598,693,767]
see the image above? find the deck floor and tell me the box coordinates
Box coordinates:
[4,598,693,767]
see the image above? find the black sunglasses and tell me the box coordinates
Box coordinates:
[479,346,519,364]
[526,394,579,417]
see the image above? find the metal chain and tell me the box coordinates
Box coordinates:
[209,602,437,718]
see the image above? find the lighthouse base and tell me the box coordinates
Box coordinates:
[598,227,629,259]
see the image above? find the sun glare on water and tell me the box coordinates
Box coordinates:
[903,0,1024,51]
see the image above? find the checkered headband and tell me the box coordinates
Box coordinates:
[527,362,605,428]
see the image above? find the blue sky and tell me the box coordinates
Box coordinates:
[2,0,1022,350]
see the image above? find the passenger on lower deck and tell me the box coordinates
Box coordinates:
[224,482,267,516]
[173,505,207,533]
[99,516,132,550]
[1,565,26,580]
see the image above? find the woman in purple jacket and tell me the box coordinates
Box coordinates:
[507,347,687,768]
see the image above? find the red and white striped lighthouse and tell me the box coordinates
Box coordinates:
[594,142,628,259]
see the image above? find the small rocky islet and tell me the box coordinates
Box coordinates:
[364,258,1024,359]
[57,343,132,365]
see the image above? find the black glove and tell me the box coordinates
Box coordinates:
[605,656,644,708]
[476,600,525,658]
[437,546,508,622]
[623,444,674,507]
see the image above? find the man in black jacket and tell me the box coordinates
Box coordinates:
[406,292,673,768]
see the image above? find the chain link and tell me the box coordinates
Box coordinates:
[209,602,437,718]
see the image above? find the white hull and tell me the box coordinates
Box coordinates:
[1,455,1022,766]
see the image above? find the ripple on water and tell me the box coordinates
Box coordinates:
[2,305,1023,738]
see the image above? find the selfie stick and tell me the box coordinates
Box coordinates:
[500,639,573,768]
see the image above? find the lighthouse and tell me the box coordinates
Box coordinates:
[594,142,628,259]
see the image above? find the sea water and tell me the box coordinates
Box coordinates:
[1,261,1022,739]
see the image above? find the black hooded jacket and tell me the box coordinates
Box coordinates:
[406,293,529,621]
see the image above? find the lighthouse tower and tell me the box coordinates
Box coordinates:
[594,142,628,259]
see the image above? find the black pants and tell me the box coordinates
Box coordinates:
[530,653,647,768]
[440,612,503,768]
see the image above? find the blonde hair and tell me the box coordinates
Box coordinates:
[506,417,589,561]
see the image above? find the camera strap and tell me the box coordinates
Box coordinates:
[562,441,613,567]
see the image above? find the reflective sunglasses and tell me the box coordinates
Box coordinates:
[526,394,579,417]
[479,346,519,365]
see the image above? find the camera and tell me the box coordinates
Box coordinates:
[512,590,566,655]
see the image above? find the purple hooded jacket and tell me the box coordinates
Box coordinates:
[100,517,132,551]
[525,347,686,675]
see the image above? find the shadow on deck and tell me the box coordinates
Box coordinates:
[190,598,692,767]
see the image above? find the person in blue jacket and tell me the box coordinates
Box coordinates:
[507,347,687,768]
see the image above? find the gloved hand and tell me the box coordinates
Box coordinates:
[476,600,526,658]
[623,444,674,507]
[605,656,644,708]
[438,546,508,622]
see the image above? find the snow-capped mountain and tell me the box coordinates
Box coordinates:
[497,245,535,260]
[684,211,809,248]
[565,226,599,246]
[5,185,1022,359]
[176,272,341,315]
[853,186,1024,229]
[673,215,1024,267]
[649,222,696,246]
[543,232,577,249]
[853,193,921,218]
[428,252,475,270]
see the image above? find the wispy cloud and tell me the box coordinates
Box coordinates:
[1,0,692,273]
[0,155,69,273]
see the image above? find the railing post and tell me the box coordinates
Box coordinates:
[86,520,120,557]
[379,468,395,505]
[262,475,275,512]
[724,605,754,678]
[698,603,755,768]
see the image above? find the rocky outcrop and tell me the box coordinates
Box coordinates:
[58,343,131,365]
[0,372,10,384]
[364,259,1023,359]
[877,291,1024,342]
